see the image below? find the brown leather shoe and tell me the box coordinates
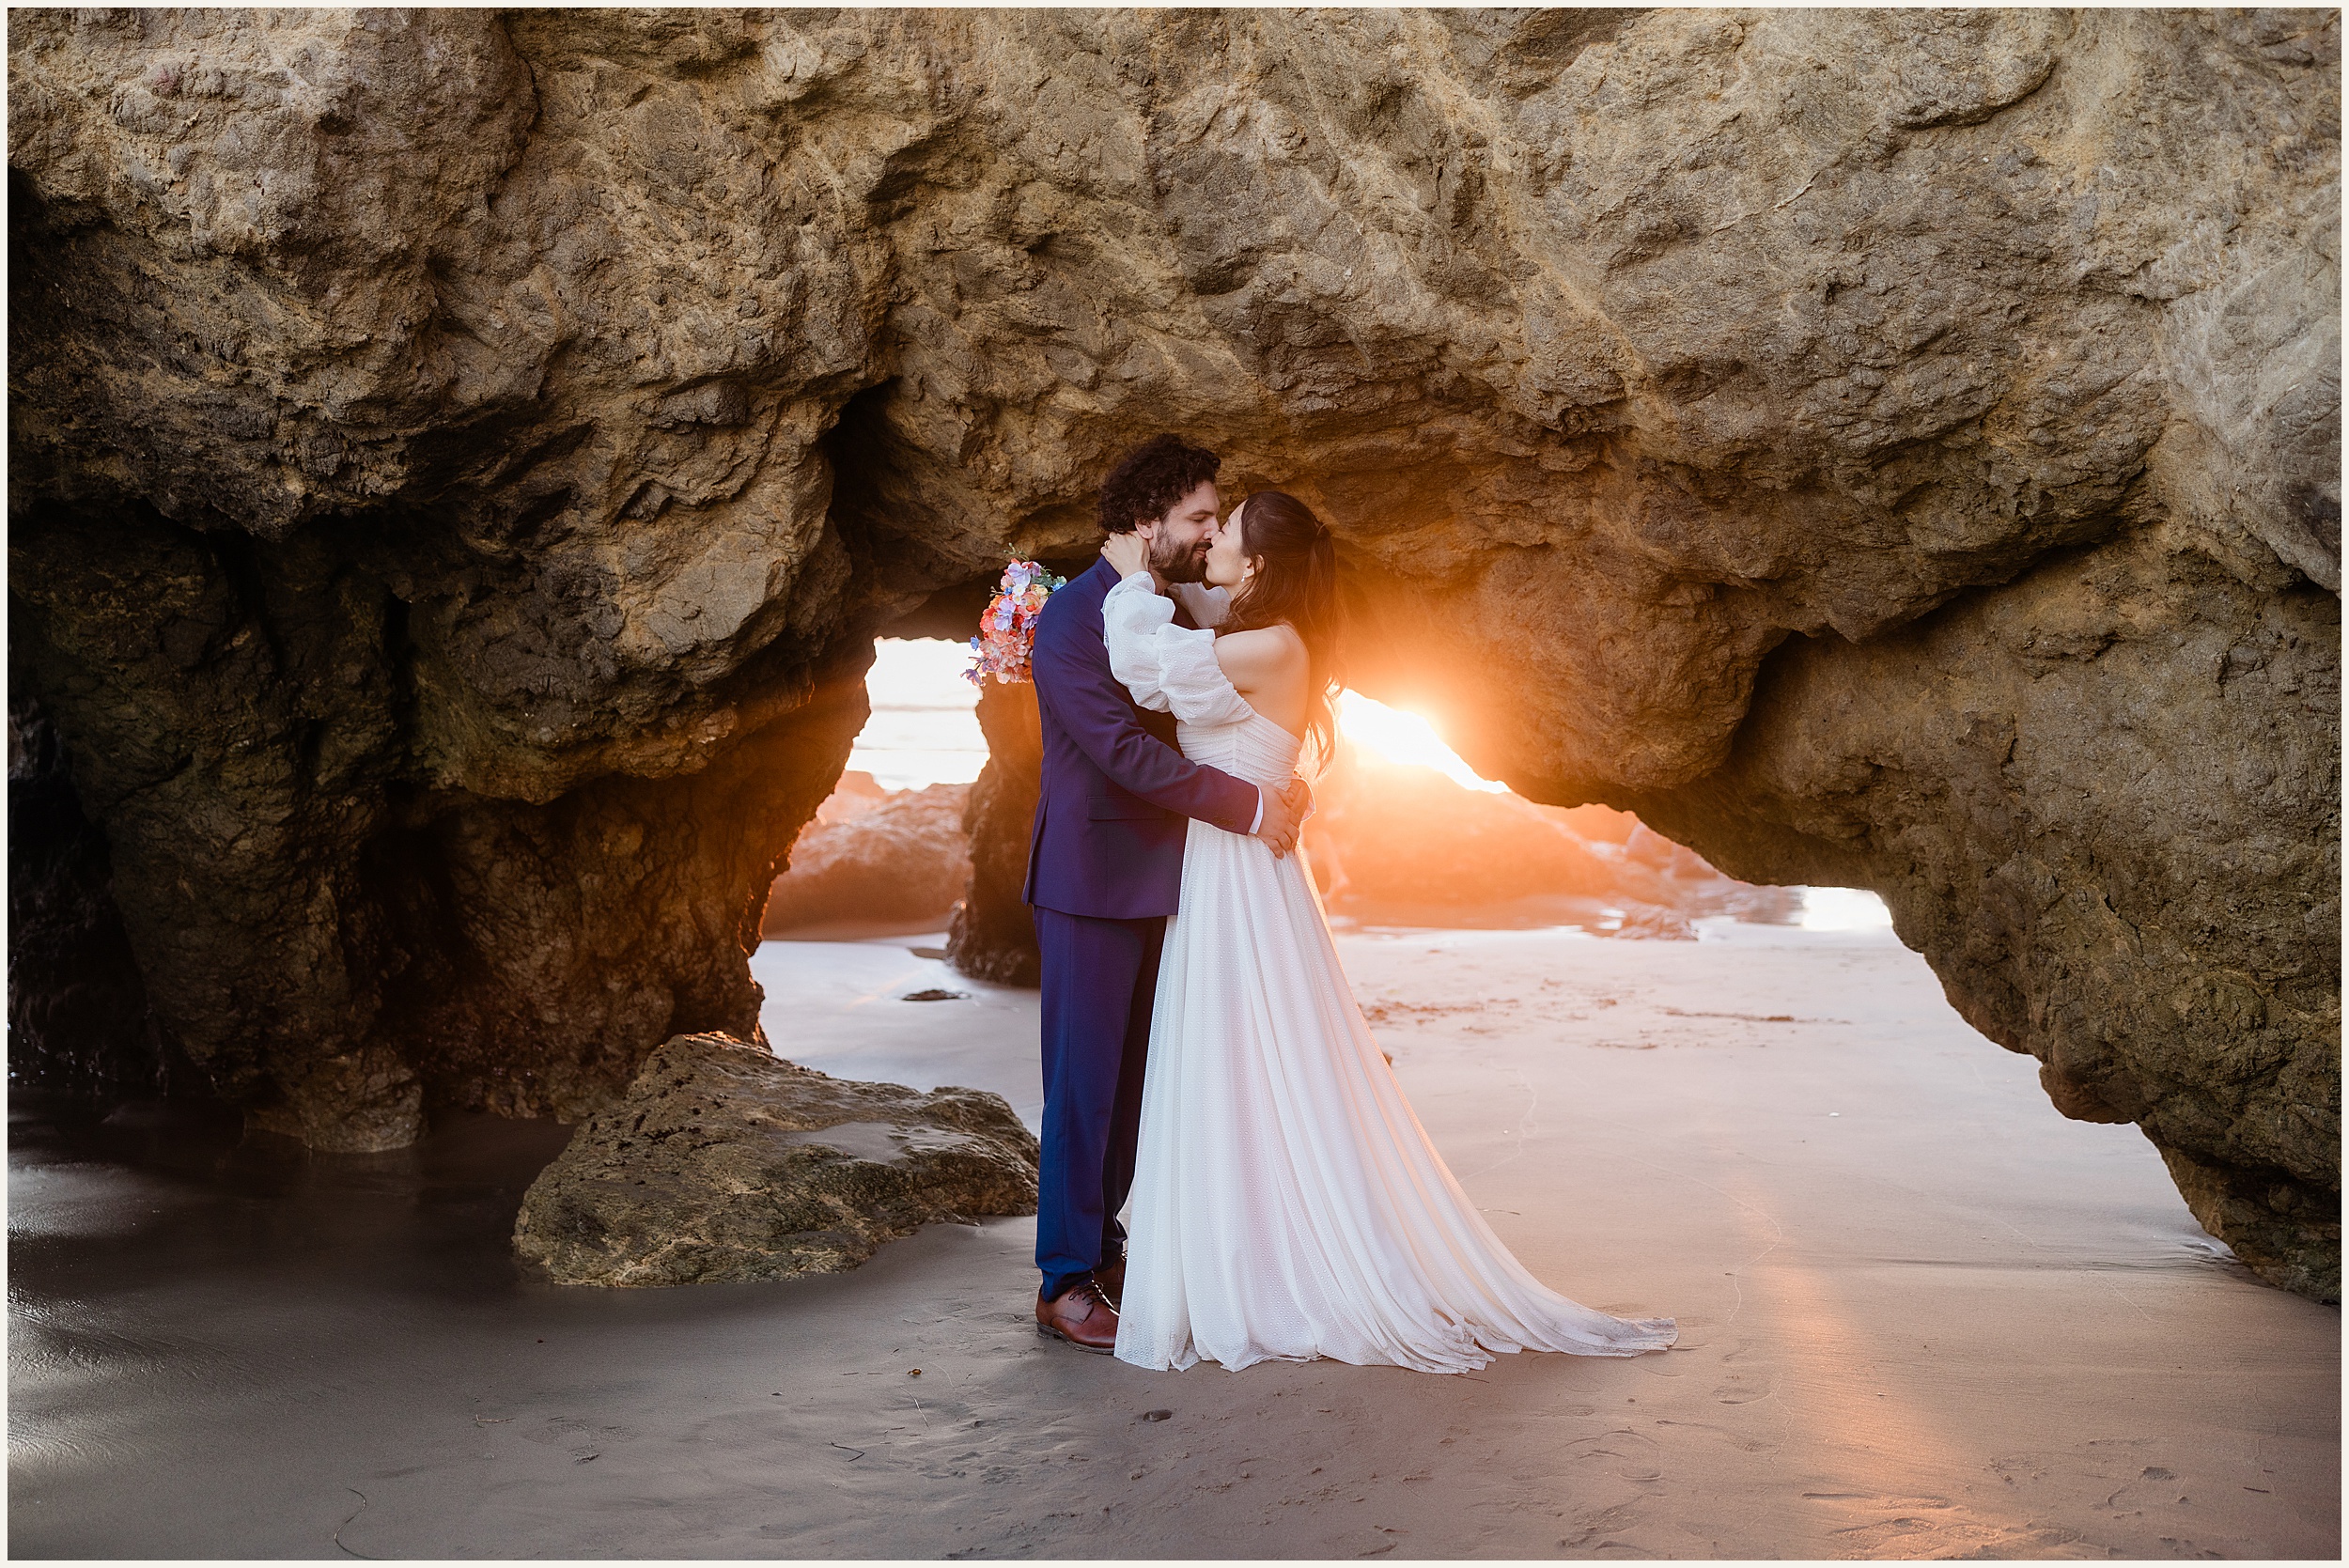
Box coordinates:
[1095,1256,1127,1310]
[1034,1278,1119,1353]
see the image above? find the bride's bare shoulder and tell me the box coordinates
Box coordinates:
[1212,624,1307,688]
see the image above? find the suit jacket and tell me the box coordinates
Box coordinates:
[1022,557,1261,919]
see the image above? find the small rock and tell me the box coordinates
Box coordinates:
[1610,904,1699,941]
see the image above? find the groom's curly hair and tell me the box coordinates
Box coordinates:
[1097,435,1221,534]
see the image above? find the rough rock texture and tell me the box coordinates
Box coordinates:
[806,768,892,827]
[8,490,870,1147]
[513,1032,1038,1286]
[7,693,193,1099]
[8,9,2337,1291]
[946,681,1045,986]
[759,780,969,934]
[1627,528,2342,1296]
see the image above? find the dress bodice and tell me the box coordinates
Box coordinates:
[1102,573,1301,792]
[1177,710,1304,791]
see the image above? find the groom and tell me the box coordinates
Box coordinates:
[1023,434,1308,1352]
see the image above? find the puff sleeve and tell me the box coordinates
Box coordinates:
[1102,572,1255,729]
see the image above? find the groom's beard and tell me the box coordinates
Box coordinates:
[1150,532,1211,583]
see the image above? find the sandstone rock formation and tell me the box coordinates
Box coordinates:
[1302,757,1795,929]
[1309,761,1614,908]
[8,9,2336,1293]
[513,1032,1037,1286]
[8,694,192,1099]
[946,680,1047,986]
[759,780,969,934]
[1630,527,2342,1296]
[807,768,893,827]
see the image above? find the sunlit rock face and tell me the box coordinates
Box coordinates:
[946,681,1046,987]
[8,10,2337,1290]
[1628,529,2342,1297]
[760,781,969,935]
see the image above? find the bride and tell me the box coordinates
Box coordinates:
[1096,491,1676,1374]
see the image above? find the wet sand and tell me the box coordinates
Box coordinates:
[9,923,2337,1559]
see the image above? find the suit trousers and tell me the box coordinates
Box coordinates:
[1032,904,1166,1301]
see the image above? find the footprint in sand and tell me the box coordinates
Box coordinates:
[1558,1501,1645,1551]
[1561,1427,1667,1483]
[1799,1491,2086,1558]
[1654,1417,1777,1455]
[1710,1342,1780,1405]
[523,1415,633,1463]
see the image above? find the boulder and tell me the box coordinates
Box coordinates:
[1552,804,1641,846]
[810,769,893,827]
[1625,824,1721,880]
[760,781,970,934]
[513,1032,1038,1286]
[1308,761,1622,908]
[1304,760,1797,933]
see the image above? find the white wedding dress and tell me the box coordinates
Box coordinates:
[1101,574,1678,1373]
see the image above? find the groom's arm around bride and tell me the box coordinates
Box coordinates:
[1028,591,1302,860]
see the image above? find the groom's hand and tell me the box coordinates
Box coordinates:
[1254,783,1303,859]
[1283,778,1315,823]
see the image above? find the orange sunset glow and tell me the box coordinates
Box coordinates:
[850,637,1505,795]
[1332,691,1509,793]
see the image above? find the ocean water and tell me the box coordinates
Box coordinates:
[848,639,988,788]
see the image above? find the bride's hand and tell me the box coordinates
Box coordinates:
[1100,532,1148,579]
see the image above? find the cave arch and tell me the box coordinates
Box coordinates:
[7,8,2335,1296]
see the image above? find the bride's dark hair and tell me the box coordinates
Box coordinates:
[1222,489,1344,763]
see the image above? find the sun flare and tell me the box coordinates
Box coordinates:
[1335,691,1510,794]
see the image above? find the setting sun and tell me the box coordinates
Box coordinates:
[1335,691,1509,793]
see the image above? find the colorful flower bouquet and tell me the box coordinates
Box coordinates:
[964,560,1066,686]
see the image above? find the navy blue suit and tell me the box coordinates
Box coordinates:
[1024,558,1259,1299]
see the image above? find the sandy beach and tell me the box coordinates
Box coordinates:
[9,920,2336,1559]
